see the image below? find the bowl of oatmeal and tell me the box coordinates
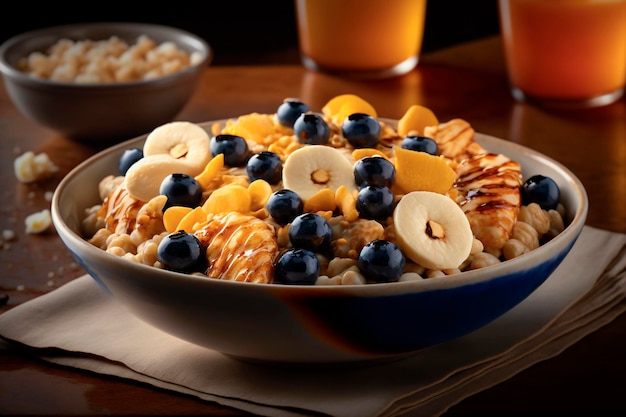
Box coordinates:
[51,95,588,365]
[0,22,211,143]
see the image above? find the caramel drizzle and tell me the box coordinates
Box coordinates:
[455,153,522,212]
[98,186,144,235]
[194,212,277,283]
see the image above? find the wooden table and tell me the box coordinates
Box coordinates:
[1,37,625,415]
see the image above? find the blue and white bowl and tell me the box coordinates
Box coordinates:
[51,121,588,365]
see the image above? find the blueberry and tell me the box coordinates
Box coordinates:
[277,98,310,128]
[293,113,330,145]
[521,174,560,210]
[159,173,203,211]
[288,212,333,253]
[341,113,381,148]
[274,248,320,285]
[401,135,438,155]
[157,230,205,273]
[358,240,406,283]
[210,134,250,166]
[118,147,143,175]
[354,156,396,188]
[356,185,396,220]
[246,151,283,184]
[266,189,304,226]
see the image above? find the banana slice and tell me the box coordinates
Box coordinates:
[123,121,212,202]
[393,191,473,270]
[124,154,201,202]
[282,145,357,201]
[143,121,212,172]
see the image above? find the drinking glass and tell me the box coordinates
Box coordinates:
[295,0,427,79]
[498,0,626,108]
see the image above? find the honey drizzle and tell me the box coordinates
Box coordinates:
[194,212,277,283]
[454,152,523,250]
[99,186,144,234]
[455,153,522,212]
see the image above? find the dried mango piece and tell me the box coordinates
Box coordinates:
[163,206,193,233]
[203,184,252,214]
[175,206,208,233]
[248,179,273,211]
[195,153,224,189]
[322,94,377,123]
[303,188,336,213]
[392,146,456,195]
[397,104,439,136]
[224,113,277,145]
[335,185,359,222]
[351,148,389,161]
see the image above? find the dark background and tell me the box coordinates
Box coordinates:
[1,1,500,65]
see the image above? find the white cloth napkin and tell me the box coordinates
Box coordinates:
[1,225,625,417]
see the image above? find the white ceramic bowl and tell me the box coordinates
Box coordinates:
[51,121,588,365]
[0,22,211,143]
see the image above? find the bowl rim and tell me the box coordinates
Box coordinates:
[51,118,589,296]
[0,21,212,89]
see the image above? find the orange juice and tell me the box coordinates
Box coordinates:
[295,0,427,77]
[499,0,626,104]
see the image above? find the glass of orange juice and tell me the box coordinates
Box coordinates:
[294,0,427,79]
[498,0,626,108]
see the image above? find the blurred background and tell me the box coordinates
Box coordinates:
[0,1,500,65]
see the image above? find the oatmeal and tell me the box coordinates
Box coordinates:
[81,95,566,285]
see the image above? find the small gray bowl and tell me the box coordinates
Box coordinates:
[0,22,211,143]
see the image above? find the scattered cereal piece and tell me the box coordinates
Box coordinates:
[25,209,53,234]
[0,229,17,250]
[14,151,59,183]
[2,229,16,241]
